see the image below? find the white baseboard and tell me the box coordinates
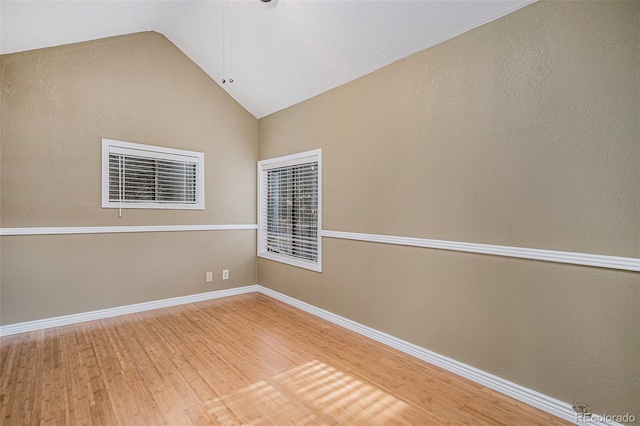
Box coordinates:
[0,284,621,425]
[256,285,622,426]
[0,285,258,336]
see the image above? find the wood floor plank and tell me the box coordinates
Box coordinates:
[148,383,195,425]
[0,293,572,425]
[89,400,120,426]
[167,354,220,405]
[41,367,67,426]
[61,336,94,426]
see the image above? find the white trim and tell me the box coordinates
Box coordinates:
[258,251,322,272]
[258,149,321,170]
[0,285,258,337]
[0,224,258,236]
[257,149,322,273]
[321,230,640,273]
[256,286,621,426]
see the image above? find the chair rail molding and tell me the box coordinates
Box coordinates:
[321,230,640,272]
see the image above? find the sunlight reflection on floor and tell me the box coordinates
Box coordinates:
[203,359,410,424]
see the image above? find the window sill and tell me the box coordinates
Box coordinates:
[258,251,322,273]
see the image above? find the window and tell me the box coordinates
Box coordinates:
[102,139,204,211]
[258,150,322,272]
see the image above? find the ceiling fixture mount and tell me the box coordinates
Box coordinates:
[222,0,234,84]
[223,0,272,84]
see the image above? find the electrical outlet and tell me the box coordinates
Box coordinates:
[222,269,229,280]
[206,272,213,282]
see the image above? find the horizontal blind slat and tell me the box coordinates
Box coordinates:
[108,153,197,204]
[263,160,318,262]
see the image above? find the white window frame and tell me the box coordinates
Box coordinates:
[258,149,322,272]
[102,138,205,210]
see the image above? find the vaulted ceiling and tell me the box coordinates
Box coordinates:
[1,0,535,118]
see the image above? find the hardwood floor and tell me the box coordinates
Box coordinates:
[0,293,571,425]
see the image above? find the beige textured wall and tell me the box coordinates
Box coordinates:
[1,32,258,324]
[259,1,639,419]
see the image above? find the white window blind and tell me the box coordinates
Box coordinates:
[258,150,322,272]
[102,139,204,211]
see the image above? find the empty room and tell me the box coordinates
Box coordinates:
[1,0,638,424]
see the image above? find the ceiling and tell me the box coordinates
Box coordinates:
[0,0,535,118]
